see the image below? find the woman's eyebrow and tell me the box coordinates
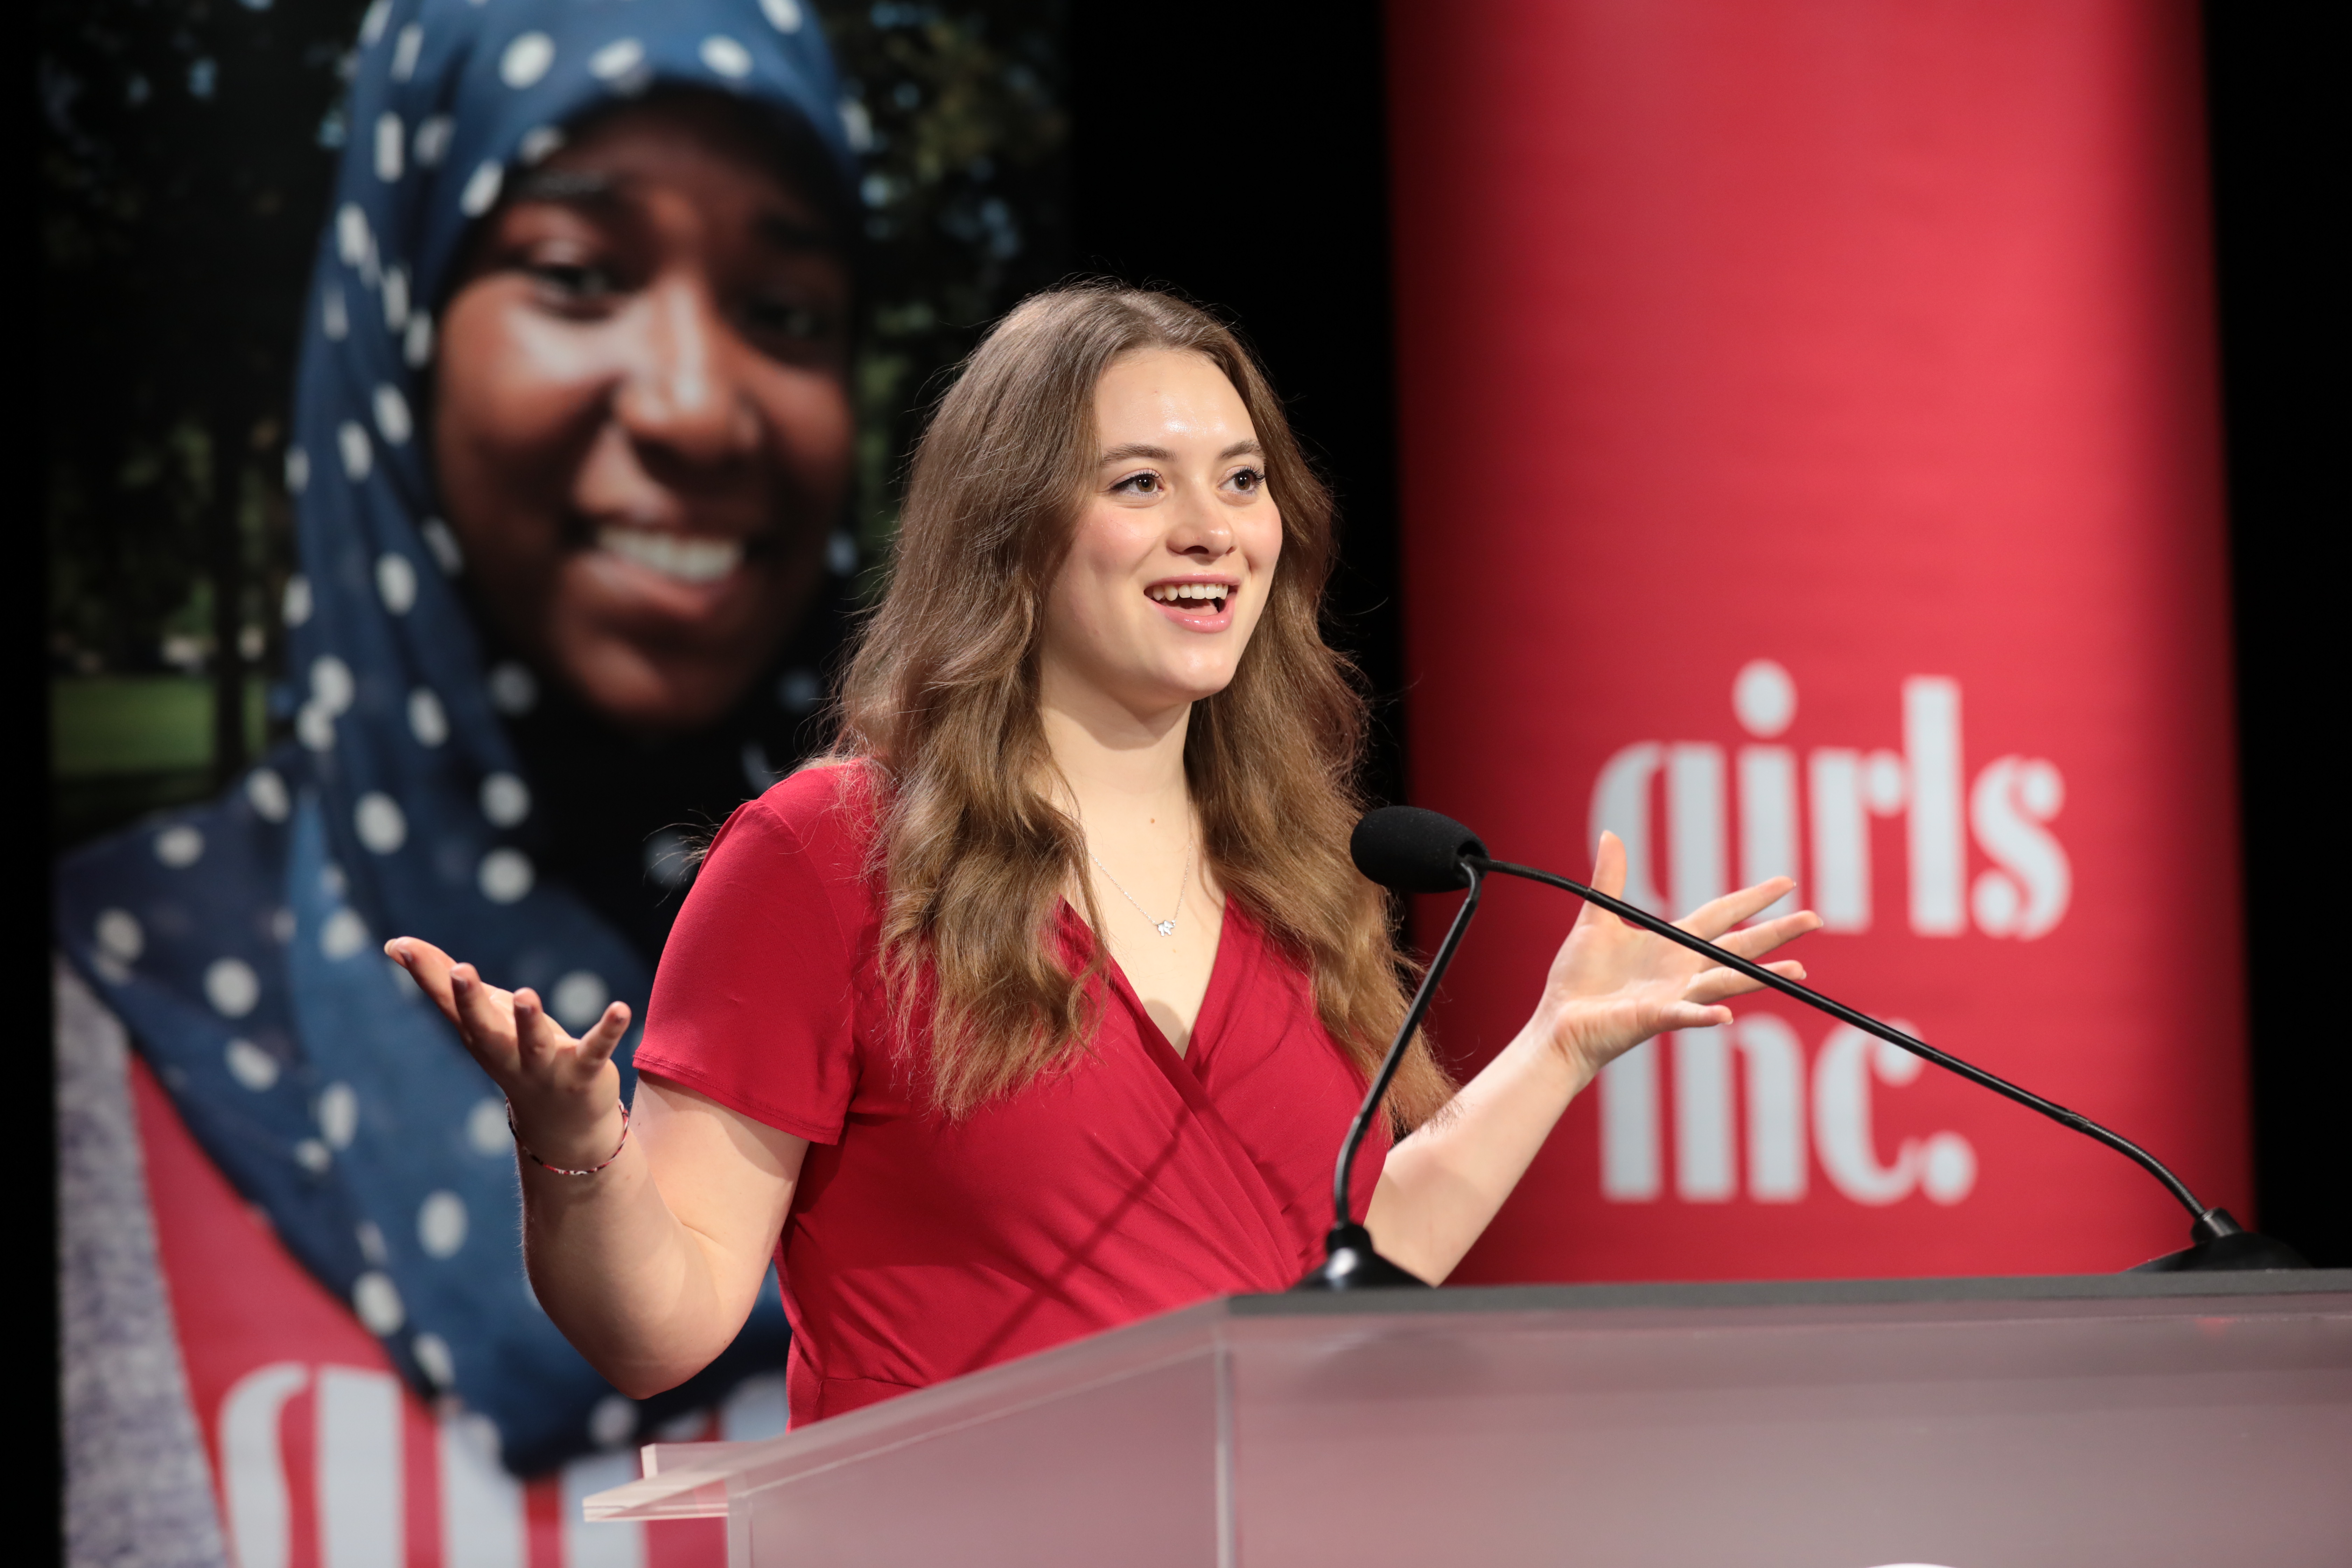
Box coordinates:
[1099,439,1265,464]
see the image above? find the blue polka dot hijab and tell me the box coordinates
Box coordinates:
[56,0,855,1475]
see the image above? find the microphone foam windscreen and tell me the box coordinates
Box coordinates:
[1351,807,1488,893]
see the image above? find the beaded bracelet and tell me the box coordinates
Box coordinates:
[507,1100,631,1176]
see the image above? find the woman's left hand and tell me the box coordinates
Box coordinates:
[1529,831,1822,1087]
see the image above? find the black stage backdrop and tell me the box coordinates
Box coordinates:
[1066,4,1409,812]
[2205,2,2352,1268]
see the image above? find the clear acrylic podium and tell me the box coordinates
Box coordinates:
[588,1272,2352,1567]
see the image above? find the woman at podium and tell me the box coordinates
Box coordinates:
[391,284,1819,1427]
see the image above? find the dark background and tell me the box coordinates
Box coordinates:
[2204,4,2350,1269]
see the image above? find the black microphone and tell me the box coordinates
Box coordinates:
[1316,805,2305,1278]
[1292,813,1492,1289]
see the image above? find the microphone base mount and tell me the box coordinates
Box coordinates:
[2132,1208,2311,1273]
[1293,1223,1432,1291]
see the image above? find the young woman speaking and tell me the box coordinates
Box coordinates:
[391,285,1820,1428]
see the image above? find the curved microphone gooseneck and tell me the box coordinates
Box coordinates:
[1293,820,1490,1290]
[1297,806,2306,1288]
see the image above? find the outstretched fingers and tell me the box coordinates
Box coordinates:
[1677,877,1800,941]
[579,1001,634,1066]
[448,963,522,1069]
[1684,958,1808,1007]
[1704,908,1824,962]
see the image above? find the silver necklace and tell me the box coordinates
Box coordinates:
[1087,834,1194,937]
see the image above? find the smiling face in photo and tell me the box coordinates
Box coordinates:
[433,93,854,734]
[1039,348,1285,722]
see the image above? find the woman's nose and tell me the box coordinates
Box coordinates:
[610,279,760,463]
[1166,485,1236,559]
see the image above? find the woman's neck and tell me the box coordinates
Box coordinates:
[1036,671,1194,842]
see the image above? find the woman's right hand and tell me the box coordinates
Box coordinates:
[387,937,633,1170]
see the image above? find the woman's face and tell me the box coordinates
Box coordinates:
[1038,349,1284,722]
[434,97,852,734]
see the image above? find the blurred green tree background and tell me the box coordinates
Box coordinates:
[41,0,1067,848]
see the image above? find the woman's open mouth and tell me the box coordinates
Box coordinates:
[1146,579,1238,629]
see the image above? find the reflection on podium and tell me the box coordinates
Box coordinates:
[587,1274,2352,1567]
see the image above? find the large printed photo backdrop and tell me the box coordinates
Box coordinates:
[1388,0,2249,1280]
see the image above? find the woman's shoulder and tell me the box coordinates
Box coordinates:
[705,757,886,889]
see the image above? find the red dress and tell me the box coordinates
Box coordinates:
[632,766,1387,1427]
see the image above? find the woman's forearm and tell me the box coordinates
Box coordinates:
[516,1103,765,1398]
[1363,1027,1592,1283]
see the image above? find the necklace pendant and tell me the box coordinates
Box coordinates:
[1155,919,1176,937]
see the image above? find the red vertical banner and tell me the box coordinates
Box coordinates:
[1387,0,2247,1279]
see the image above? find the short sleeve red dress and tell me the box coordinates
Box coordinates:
[630,765,1389,1427]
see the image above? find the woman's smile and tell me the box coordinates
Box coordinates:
[1144,575,1240,631]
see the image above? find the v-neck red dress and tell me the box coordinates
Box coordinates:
[631,765,1388,1427]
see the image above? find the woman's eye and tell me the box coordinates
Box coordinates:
[530,260,618,301]
[1227,467,1265,493]
[1112,470,1163,496]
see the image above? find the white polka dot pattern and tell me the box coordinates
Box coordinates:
[588,37,645,81]
[486,661,537,715]
[154,825,205,868]
[467,1098,509,1156]
[389,23,424,84]
[338,420,373,481]
[700,35,754,79]
[479,772,531,828]
[321,907,371,960]
[205,958,261,1018]
[459,161,504,218]
[310,656,357,715]
[407,687,449,747]
[478,848,534,904]
[549,970,609,1030]
[376,551,419,612]
[419,517,463,574]
[499,32,555,89]
[355,791,408,854]
[354,1271,406,1335]
[588,1395,635,1449]
[319,1083,360,1149]
[246,767,293,822]
[225,1038,280,1091]
[374,112,405,181]
[412,114,453,167]
[418,1191,468,1258]
[412,1333,456,1389]
[96,909,145,965]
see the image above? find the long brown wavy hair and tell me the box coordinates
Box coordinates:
[833,283,1453,1125]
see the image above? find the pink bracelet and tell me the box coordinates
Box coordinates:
[507,1101,630,1176]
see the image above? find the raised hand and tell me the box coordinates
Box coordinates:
[1531,832,1821,1086]
[387,936,633,1171]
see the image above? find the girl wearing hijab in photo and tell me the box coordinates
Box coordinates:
[55,1,863,1561]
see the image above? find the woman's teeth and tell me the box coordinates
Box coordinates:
[597,526,743,584]
[1147,583,1232,608]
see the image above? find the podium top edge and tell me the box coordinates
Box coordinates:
[1227,1269,2352,1318]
